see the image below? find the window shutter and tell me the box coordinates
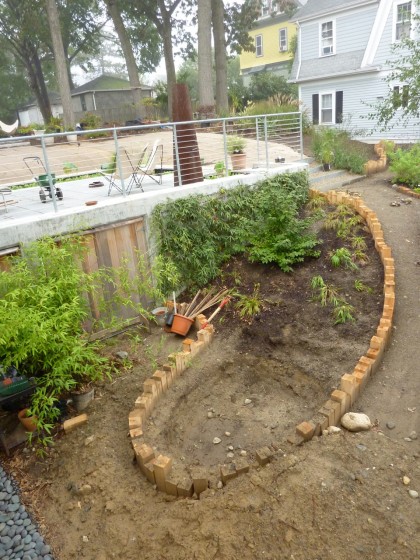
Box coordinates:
[335,91,343,123]
[312,94,319,124]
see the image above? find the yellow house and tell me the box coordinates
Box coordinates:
[239,5,298,86]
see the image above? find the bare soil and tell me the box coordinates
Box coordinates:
[2,171,420,560]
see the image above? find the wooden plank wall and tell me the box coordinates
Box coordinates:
[0,218,150,333]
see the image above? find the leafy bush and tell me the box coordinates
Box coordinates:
[389,143,420,188]
[312,128,369,174]
[152,171,319,286]
[247,72,297,102]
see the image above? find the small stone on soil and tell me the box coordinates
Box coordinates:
[213,437,221,445]
[114,351,128,360]
[341,412,372,432]
[225,432,231,436]
[409,431,417,440]
[402,476,410,486]
[240,450,247,457]
[408,490,418,499]
[386,421,396,430]
[244,399,252,405]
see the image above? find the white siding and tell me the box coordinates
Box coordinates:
[300,73,420,141]
[300,6,377,60]
[373,5,413,66]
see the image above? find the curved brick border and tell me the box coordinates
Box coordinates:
[395,185,420,199]
[127,188,395,496]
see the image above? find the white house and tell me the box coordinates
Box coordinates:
[289,0,420,141]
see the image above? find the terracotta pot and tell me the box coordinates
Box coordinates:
[171,314,194,336]
[18,408,38,432]
[230,153,247,170]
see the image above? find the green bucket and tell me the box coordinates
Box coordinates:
[38,173,56,187]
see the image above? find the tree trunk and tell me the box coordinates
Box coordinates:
[160,13,177,119]
[212,0,229,114]
[28,48,53,124]
[197,0,214,111]
[45,0,75,129]
[105,0,143,111]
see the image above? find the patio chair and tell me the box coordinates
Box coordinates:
[127,139,163,192]
[99,152,119,196]
[0,187,13,213]
[124,144,149,193]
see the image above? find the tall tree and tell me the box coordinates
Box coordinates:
[0,0,52,122]
[212,0,228,113]
[0,39,30,121]
[104,0,143,108]
[198,0,214,111]
[133,0,193,117]
[45,0,75,128]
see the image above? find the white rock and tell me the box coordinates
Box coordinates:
[217,481,223,489]
[240,450,247,457]
[82,536,89,543]
[408,490,418,499]
[225,431,231,436]
[244,399,252,405]
[341,412,372,432]
[227,452,234,458]
[207,412,213,418]
[213,437,222,444]
[228,445,234,451]
[327,426,342,434]
[403,476,410,486]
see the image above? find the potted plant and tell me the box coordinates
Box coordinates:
[321,148,334,171]
[227,135,247,170]
[44,117,63,144]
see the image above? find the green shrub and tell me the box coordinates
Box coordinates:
[152,171,319,286]
[389,143,420,188]
[312,128,369,174]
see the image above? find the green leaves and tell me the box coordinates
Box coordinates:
[152,171,318,286]
[389,143,420,188]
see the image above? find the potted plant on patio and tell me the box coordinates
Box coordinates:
[227,135,247,170]
[321,148,334,171]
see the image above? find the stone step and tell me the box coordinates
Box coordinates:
[309,171,365,193]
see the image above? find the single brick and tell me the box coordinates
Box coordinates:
[144,378,159,398]
[296,421,316,441]
[128,409,143,430]
[220,464,237,485]
[331,389,350,416]
[366,347,379,360]
[134,443,155,471]
[165,478,178,497]
[234,458,250,475]
[191,340,205,357]
[129,427,143,440]
[152,370,168,392]
[195,314,207,330]
[256,446,274,466]
[63,414,88,433]
[286,433,305,446]
[318,404,335,427]
[340,374,357,405]
[143,461,156,484]
[370,336,385,350]
[192,469,209,496]
[311,412,329,437]
[153,455,173,492]
[177,478,194,498]
[175,352,186,375]
[329,400,342,425]
[182,338,194,353]
[353,369,368,390]
[163,363,176,383]
[197,329,211,346]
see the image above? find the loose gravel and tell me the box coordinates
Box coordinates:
[0,464,54,560]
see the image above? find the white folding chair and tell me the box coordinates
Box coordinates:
[128,139,163,192]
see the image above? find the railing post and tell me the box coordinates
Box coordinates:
[222,119,229,176]
[256,117,261,167]
[299,112,304,160]
[263,115,269,170]
[41,136,58,213]
[113,128,126,196]
[173,123,182,187]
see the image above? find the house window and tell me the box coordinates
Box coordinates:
[80,94,87,112]
[279,28,288,52]
[312,91,343,124]
[393,85,409,108]
[320,21,334,56]
[255,35,263,57]
[395,2,412,40]
[261,0,270,17]
[321,93,333,123]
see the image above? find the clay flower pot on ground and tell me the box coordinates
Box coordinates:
[227,135,247,170]
[18,408,38,432]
